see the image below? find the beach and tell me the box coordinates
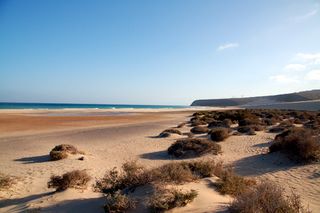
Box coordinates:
[0,108,319,212]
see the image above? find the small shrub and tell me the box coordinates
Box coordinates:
[238,117,260,126]
[262,118,277,126]
[269,128,320,162]
[215,169,256,196]
[152,160,221,184]
[186,160,223,178]
[160,128,182,136]
[183,132,194,138]
[279,120,294,128]
[49,144,83,161]
[210,128,229,142]
[229,181,309,213]
[95,161,152,194]
[168,138,221,158]
[269,126,286,133]
[158,132,171,138]
[49,151,68,160]
[104,192,136,213]
[177,122,187,128]
[48,170,91,191]
[190,126,209,134]
[151,162,195,183]
[148,187,197,212]
[190,119,207,126]
[208,120,227,128]
[0,173,15,190]
[237,126,256,135]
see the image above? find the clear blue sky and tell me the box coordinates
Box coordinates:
[1,0,320,105]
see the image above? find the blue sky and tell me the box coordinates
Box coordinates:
[0,0,320,105]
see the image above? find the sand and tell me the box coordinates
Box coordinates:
[0,108,319,212]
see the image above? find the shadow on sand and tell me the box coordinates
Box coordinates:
[22,196,105,213]
[0,191,55,211]
[139,150,174,160]
[233,152,298,176]
[14,155,50,164]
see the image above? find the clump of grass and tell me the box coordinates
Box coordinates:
[269,128,320,162]
[148,187,198,212]
[151,162,196,183]
[96,160,223,194]
[95,161,152,194]
[183,132,194,138]
[190,126,209,134]
[177,122,187,128]
[47,170,91,191]
[152,160,221,184]
[49,144,83,161]
[215,169,256,196]
[158,132,171,138]
[0,173,15,190]
[210,128,229,142]
[238,117,261,127]
[168,138,221,158]
[104,192,136,213]
[229,181,310,213]
[190,119,207,127]
[159,128,182,137]
[268,126,286,133]
[279,120,294,128]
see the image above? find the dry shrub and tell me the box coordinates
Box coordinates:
[96,160,223,194]
[158,132,171,138]
[168,138,221,158]
[208,120,228,128]
[229,181,310,213]
[104,192,136,213]
[183,132,194,138]
[148,187,197,212]
[269,126,286,133]
[160,128,182,136]
[279,120,295,128]
[95,161,152,194]
[215,169,256,196]
[237,126,256,135]
[190,119,207,127]
[269,128,320,162]
[47,170,91,191]
[190,126,209,134]
[262,118,277,126]
[151,163,195,183]
[49,144,83,161]
[0,173,15,190]
[152,160,221,184]
[210,128,229,141]
[238,117,261,126]
[186,160,224,178]
[177,122,187,128]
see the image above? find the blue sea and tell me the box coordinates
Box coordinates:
[0,102,187,110]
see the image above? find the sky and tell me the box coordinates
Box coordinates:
[0,0,320,105]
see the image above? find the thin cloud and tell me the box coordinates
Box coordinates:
[217,42,239,51]
[295,53,320,64]
[295,7,318,22]
[271,52,320,84]
[269,75,299,83]
[284,63,306,72]
[305,69,320,80]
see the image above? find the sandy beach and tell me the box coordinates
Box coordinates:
[0,108,319,212]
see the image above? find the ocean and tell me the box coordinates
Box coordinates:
[0,102,187,110]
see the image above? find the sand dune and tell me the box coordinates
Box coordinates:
[0,109,319,212]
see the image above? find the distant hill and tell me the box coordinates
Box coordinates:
[191,89,320,107]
